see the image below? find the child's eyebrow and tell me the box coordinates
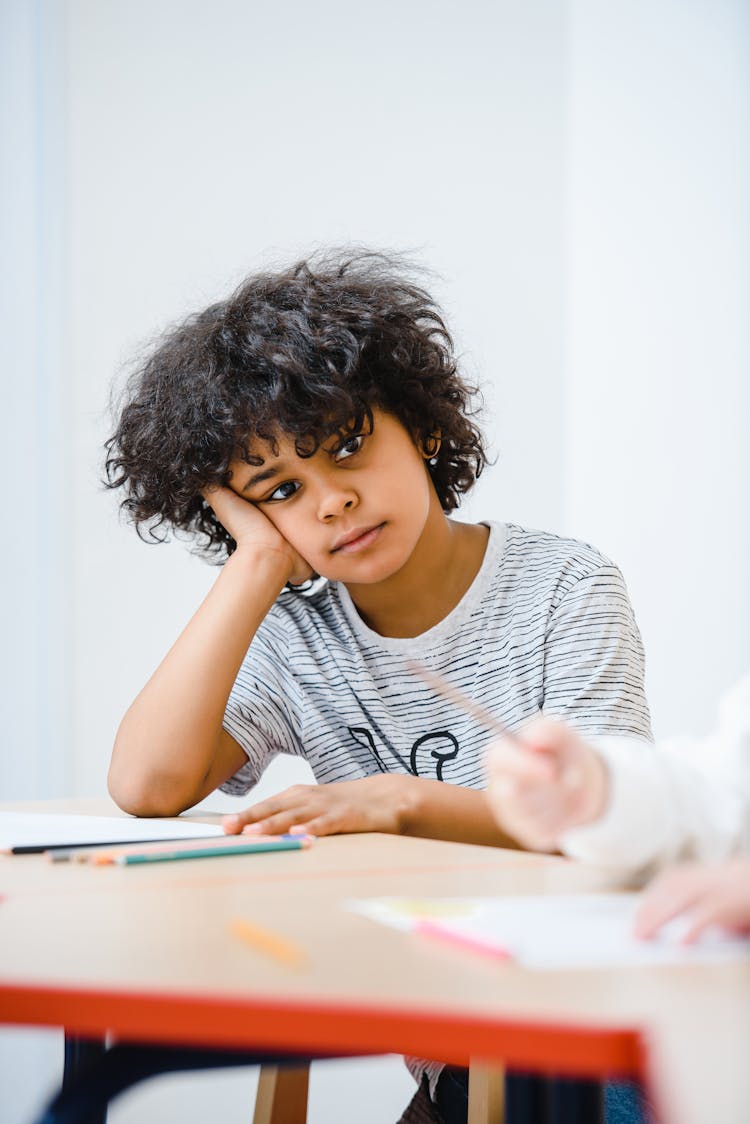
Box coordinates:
[239,464,284,492]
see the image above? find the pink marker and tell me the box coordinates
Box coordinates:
[413,919,513,961]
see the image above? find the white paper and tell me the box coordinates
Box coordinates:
[0,811,223,851]
[347,894,750,968]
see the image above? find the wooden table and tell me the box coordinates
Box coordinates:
[1,799,748,1124]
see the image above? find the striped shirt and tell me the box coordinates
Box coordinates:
[222,522,652,795]
[222,520,652,1098]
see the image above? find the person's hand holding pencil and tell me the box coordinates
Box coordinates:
[408,662,605,852]
[485,717,608,851]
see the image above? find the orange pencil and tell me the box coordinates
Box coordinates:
[229,918,308,969]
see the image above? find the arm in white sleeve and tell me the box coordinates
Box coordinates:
[561,674,750,874]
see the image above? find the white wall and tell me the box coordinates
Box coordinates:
[1,0,66,802]
[3,2,568,1122]
[2,2,748,1122]
[64,0,569,801]
[0,2,67,1113]
[565,0,750,736]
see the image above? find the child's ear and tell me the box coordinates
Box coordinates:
[422,433,442,465]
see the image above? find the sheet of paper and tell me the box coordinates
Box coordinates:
[0,811,223,852]
[347,894,750,968]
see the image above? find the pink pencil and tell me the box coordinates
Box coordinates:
[413,918,513,962]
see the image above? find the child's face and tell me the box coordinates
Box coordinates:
[228,409,438,585]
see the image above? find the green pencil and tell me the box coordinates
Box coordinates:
[95,836,313,866]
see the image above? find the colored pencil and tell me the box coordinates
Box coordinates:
[407,661,523,744]
[105,836,313,866]
[413,918,512,961]
[229,918,308,968]
[48,833,314,865]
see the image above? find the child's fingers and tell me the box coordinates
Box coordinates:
[487,743,571,820]
[488,781,569,848]
[634,867,711,939]
[242,810,306,836]
[486,749,571,850]
[506,784,564,822]
[520,718,593,783]
[680,900,722,944]
[487,741,557,785]
[222,786,316,835]
[243,804,363,838]
[241,797,321,836]
[200,486,247,536]
[634,890,695,939]
[561,764,585,792]
[518,716,575,756]
[681,889,750,943]
[289,813,340,837]
[200,484,231,514]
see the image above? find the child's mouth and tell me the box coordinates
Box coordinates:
[331,523,385,554]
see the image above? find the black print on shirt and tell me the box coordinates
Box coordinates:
[348,726,389,772]
[410,731,459,781]
[347,725,460,781]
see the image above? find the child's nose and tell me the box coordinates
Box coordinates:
[317,487,358,521]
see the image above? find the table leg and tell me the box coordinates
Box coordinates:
[253,1064,310,1124]
[468,1064,505,1124]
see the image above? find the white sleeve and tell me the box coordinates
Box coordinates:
[561,674,750,874]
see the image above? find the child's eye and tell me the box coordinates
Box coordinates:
[265,480,301,503]
[333,434,365,462]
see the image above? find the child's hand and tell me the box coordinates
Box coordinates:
[634,858,750,942]
[203,486,314,585]
[222,775,411,838]
[485,717,608,851]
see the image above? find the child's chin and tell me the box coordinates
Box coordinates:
[336,560,403,587]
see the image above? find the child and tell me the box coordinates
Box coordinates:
[105,249,652,1120]
[485,674,750,878]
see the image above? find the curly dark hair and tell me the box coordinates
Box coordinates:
[105,249,487,560]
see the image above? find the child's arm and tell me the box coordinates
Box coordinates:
[487,677,750,872]
[223,774,518,848]
[108,488,313,817]
[634,858,750,941]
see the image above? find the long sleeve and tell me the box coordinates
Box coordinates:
[561,674,750,874]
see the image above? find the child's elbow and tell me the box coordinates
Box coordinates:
[107,764,191,819]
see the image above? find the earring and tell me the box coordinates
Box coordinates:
[423,434,441,465]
